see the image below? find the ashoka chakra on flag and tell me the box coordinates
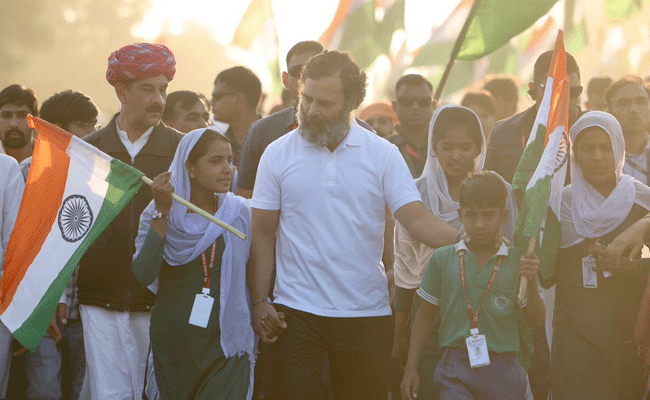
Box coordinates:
[58,194,94,242]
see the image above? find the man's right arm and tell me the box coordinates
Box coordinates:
[249,208,286,342]
[248,143,286,341]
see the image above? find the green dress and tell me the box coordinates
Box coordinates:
[551,204,649,400]
[134,231,250,400]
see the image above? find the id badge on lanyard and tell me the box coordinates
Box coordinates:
[459,251,504,368]
[189,242,217,328]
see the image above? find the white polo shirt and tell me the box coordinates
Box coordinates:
[252,120,422,317]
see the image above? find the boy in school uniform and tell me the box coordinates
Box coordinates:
[401,171,545,400]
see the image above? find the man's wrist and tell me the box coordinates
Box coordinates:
[404,363,418,372]
[252,297,271,308]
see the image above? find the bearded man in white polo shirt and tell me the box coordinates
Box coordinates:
[249,51,461,400]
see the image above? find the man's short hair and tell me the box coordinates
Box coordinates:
[395,74,433,94]
[533,51,580,84]
[0,84,39,116]
[482,75,519,105]
[459,171,508,209]
[301,51,367,109]
[214,66,262,109]
[461,90,497,116]
[605,75,646,110]
[163,91,208,122]
[39,90,99,129]
[587,77,613,98]
[286,41,324,68]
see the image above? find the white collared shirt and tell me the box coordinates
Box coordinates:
[454,239,510,256]
[116,119,154,161]
[252,120,422,317]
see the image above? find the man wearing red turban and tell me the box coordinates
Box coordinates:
[77,43,183,399]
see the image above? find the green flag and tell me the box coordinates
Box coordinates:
[457,0,559,61]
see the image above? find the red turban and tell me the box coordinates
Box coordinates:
[106,43,176,86]
[359,102,398,125]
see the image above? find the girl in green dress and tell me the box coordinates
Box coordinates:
[551,111,650,399]
[133,128,254,399]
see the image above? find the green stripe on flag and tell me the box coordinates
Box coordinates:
[13,159,143,351]
[457,0,559,61]
[516,175,551,238]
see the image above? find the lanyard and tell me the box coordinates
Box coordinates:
[200,241,217,295]
[459,250,505,332]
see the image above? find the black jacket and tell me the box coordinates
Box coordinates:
[76,115,182,311]
[484,106,538,184]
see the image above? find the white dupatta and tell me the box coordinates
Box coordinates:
[560,111,650,248]
[134,127,255,399]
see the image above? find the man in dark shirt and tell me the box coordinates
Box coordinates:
[485,50,584,184]
[237,40,324,199]
[389,74,434,178]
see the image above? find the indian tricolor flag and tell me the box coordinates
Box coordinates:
[512,29,569,280]
[1,116,143,351]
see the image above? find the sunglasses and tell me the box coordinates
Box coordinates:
[539,83,583,98]
[288,65,304,78]
[211,92,238,102]
[397,97,432,108]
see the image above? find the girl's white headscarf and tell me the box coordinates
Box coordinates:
[134,127,255,398]
[561,111,650,248]
[414,104,516,239]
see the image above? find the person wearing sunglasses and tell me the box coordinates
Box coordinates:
[210,66,262,187]
[390,74,435,178]
[484,49,584,400]
[485,50,584,184]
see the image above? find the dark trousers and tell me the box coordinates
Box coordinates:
[273,304,390,400]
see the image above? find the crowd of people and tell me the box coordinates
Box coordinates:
[1,37,650,400]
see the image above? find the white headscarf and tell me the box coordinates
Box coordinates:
[134,127,255,398]
[414,104,517,239]
[561,111,650,248]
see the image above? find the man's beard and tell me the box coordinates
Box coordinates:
[1,129,30,149]
[297,105,351,148]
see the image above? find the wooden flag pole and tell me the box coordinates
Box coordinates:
[517,237,537,307]
[433,0,483,103]
[140,176,247,241]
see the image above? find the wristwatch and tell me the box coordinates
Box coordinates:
[151,209,167,220]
